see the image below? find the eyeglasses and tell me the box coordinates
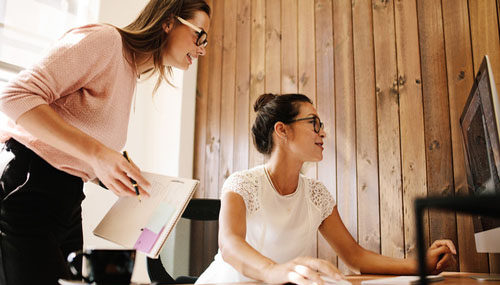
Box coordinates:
[288,116,324,134]
[176,16,208,47]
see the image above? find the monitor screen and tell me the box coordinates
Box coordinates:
[460,55,500,253]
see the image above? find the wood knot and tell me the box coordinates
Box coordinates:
[398,75,406,86]
[300,72,309,87]
[429,140,440,150]
[458,71,465,80]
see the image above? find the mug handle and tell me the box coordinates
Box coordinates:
[67,250,90,283]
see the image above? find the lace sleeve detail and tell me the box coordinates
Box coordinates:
[305,177,336,221]
[221,170,261,214]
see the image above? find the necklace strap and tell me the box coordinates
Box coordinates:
[264,166,282,195]
[132,52,140,79]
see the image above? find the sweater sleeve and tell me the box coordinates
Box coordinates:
[0,24,122,122]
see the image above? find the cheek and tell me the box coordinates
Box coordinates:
[166,34,189,54]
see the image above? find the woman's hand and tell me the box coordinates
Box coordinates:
[426,239,457,274]
[263,256,344,285]
[90,144,150,197]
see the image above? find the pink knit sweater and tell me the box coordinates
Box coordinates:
[0,24,136,181]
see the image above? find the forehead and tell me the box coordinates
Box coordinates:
[297,102,319,117]
[189,11,211,33]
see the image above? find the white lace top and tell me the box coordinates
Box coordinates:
[196,165,336,284]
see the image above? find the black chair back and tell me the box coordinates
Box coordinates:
[147,198,221,284]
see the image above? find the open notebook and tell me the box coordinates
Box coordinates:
[93,172,199,258]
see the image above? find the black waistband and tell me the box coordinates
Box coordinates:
[4,138,36,158]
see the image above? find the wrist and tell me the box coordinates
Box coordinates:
[261,260,277,282]
[405,258,418,275]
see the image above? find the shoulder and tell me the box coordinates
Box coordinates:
[222,165,264,213]
[222,166,263,193]
[58,24,122,52]
[302,175,336,220]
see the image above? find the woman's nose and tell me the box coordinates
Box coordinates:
[319,128,326,138]
[197,45,206,56]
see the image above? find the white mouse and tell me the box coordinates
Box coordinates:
[321,275,353,285]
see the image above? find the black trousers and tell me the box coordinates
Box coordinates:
[0,139,85,285]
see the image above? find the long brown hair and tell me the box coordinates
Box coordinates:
[116,0,210,93]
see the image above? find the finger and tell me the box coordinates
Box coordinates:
[288,271,317,285]
[436,253,453,270]
[123,163,151,189]
[433,245,452,257]
[294,265,322,285]
[116,169,139,194]
[108,179,135,197]
[432,240,457,254]
[302,259,343,279]
[321,274,344,283]
[137,185,151,197]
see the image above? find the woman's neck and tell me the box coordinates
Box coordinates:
[265,150,303,195]
[133,52,155,77]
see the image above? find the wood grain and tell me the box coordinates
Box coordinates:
[298,0,317,180]
[219,0,237,190]
[315,0,337,266]
[353,0,380,255]
[441,0,489,272]
[394,0,429,259]
[468,0,500,272]
[373,0,404,259]
[416,0,458,271]
[281,0,298,94]
[333,0,358,274]
[233,0,251,173]
[265,0,281,94]
[249,0,266,168]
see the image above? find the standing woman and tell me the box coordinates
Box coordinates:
[196,93,456,285]
[0,0,210,284]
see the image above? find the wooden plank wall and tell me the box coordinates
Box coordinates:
[191,0,500,276]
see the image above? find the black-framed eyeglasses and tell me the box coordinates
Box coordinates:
[176,16,208,47]
[288,116,324,134]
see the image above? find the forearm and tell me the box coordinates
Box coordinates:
[357,249,417,275]
[219,234,275,281]
[16,104,104,161]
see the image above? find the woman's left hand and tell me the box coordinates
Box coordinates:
[426,239,457,274]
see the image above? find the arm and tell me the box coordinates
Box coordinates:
[16,104,150,197]
[1,26,150,196]
[218,192,342,285]
[319,206,456,275]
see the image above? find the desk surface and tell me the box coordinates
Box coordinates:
[61,272,500,285]
[193,272,500,285]
[341,272,500,285]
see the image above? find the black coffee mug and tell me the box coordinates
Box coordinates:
[67,249,136,284]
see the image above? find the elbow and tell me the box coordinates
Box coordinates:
[218,235,233,263]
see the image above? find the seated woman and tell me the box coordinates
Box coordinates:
[196,93,456,285]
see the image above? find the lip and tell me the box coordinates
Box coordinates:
[315,142,324,150]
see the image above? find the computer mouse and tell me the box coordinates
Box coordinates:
[321,275,353,285]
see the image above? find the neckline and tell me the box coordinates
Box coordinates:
[263,166,299,197]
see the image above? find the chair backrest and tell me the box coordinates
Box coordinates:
[147,198,221,284]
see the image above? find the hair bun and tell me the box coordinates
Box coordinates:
[253,93,276,112]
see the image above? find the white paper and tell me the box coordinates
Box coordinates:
[93,172,198,258]
[361,275,444,285]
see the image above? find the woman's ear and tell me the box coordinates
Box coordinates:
[274,122,288,142]
[162,19,174,33]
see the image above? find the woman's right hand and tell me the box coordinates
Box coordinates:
[263,256,344,285]
[89,144,151,197]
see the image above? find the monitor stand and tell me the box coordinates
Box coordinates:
[470,274,500,281]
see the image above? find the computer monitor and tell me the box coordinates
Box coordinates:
[460,55,500,253]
